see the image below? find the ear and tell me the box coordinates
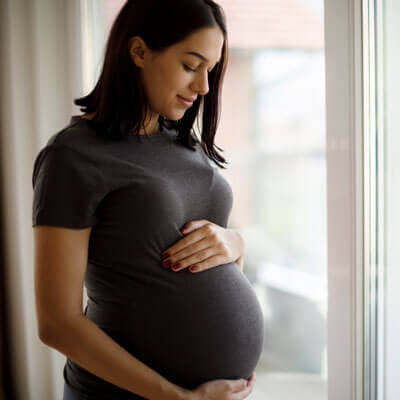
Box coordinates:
[128,36,147,68]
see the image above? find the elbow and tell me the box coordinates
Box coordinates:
[38,314,82,349]
[38,318,64,347]
[38,323,55,346]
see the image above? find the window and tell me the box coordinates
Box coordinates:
[83,1,327,399]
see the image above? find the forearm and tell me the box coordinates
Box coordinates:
[41,315,189,400]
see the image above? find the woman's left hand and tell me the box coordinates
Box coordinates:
[161,219,245,273]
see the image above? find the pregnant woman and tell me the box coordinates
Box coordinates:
[32,1,264,399]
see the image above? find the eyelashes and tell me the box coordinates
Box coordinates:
[183,64,213,74]
[183,64,197,72]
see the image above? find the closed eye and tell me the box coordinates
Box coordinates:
[183,64,213,73]
[183,64,197,72]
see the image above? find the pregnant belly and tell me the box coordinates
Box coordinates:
[85,261,264,390]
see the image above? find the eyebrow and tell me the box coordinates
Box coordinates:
[185,51,219,66]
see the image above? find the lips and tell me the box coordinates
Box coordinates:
[178,95,197,102]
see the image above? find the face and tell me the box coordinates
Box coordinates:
[129,26,224,134]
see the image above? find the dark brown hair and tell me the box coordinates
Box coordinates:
[74,0,229,168]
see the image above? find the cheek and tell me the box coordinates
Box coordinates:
[151,64,193,107]
[168,65,192,87]
[144,71,172,106]
[165,76,189,102]
[142,70,161,99]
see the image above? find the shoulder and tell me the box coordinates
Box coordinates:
[45,116,101,154]
[32,117,106,188]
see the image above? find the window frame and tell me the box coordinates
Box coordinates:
[325,0,365,399]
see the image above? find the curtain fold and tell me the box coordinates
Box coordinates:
[0,1,84,398]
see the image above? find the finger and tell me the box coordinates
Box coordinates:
[231,374,256,399]
[162,229,206,259]
[163,239,212,270]
[230,379,248,393]
[247,372,256,385]
[170,246,213,272]
[230,373,256,393]
[231,382,253,400]
[192,253,226,273]
[181,219,210,234]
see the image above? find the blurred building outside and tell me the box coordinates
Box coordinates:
[90,1,327,399]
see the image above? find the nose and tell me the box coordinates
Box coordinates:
[191,70,209,96]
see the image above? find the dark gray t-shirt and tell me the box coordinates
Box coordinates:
[32,116,264,400]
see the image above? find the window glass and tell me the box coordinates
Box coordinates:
[86,1,327,398]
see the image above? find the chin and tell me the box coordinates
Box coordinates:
[164,110,186,121]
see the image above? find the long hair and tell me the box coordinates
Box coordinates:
[74,0,229,168]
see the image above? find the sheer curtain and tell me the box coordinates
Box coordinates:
[2,1,399,400]
[0,0,83,398]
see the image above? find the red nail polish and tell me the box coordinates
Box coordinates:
[172,263,180,270]
[163,259,172,267]
[189,265,198,272]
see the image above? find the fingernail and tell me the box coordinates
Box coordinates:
[172,263,181,271]
[163,259,172,268]
[189,265,198,272]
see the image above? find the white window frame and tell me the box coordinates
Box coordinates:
[325,0,365,400]
[75,1,373,400]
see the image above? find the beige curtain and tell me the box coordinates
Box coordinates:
[0,0,84,398]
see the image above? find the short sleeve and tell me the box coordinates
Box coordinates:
[32,145,105,229]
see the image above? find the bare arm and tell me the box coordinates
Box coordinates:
[43,313,187,400]
[34,225,189,400]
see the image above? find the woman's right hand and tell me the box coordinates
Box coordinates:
[185,372,256,400]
